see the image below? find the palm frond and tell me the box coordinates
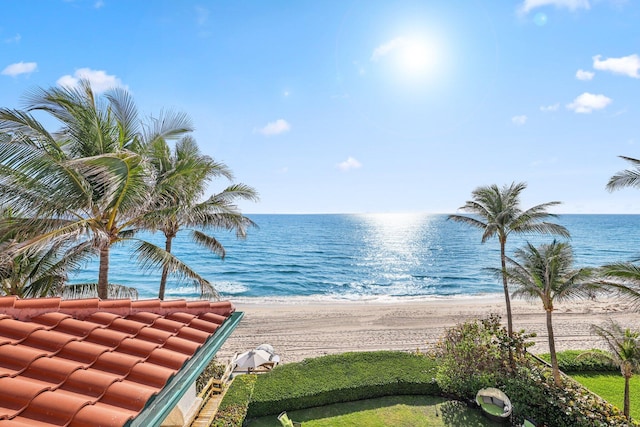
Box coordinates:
[131,239,218,298]
[190,230,225,258]
[607,156,640,192]
[142,109,193,146]
[596,262,640,309]
[447,214,487,230]
[210,183,260,204]
[62,283,139,300]
[104,87,140,149]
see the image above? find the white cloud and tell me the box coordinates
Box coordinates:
[56,68,125,93]
[576,69,594,80]
[94,0,104,8]
[566,92,612,113]
[1,61,37,77]
[195,6,209,26]
[593,54,640,78]
[511,115,527,125]
[371,37,406,62]
[337,156,362,172]
[4,34,21,44]
[518,0,590,14]
[540,103,560,112]
[257,119,291,136]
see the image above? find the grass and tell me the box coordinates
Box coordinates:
[571,372,640,420]
[245,395,502,427]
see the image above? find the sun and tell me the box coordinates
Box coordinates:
[397,38,438,75]
[370,34,443,80]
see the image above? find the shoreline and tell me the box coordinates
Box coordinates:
[223,292,508,305]
[216,294,640,364]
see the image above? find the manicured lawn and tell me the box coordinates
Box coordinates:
[245,395,502,426]
[571,372,640,420]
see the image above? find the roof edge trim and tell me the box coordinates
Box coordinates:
[128,311,244,427]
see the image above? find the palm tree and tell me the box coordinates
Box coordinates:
[503,240,596,385]
[582,320,640,419]
[0,80,213,299]
[142,135,258,299]
[0,246,66,297]
[449,182,570,336]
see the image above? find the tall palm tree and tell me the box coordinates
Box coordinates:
[583,320,640,420]
[449,182,570,336]
[503,240,596,385]
[142,136,258,299]
[0,80,211,299]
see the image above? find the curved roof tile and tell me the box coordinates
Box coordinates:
[0,296,236,426]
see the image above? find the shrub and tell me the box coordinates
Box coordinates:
[211,374,257,427]
[537,350,618,373]
[432,313,534,400]
[196,358,226,394]
[246,351,440,418]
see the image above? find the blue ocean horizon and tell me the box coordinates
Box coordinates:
[69,214,640,302]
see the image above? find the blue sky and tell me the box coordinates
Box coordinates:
[1,0,639,214]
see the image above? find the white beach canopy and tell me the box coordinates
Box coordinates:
[233,349,272,371]
[256,343,275,355]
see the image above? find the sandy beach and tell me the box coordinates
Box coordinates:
[217,294,640,364]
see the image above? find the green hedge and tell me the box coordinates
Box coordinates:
[211,374,257,427]
[246,351,440,418]
[537,349,618,373]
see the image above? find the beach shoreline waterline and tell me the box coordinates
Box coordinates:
[217,294,640,365]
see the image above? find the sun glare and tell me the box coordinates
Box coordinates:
[397,38,438,75]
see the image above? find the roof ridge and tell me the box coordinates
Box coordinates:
[0,296,234,321]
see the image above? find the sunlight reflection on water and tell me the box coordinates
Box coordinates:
[66,214,640,301]
[356,213,435,292]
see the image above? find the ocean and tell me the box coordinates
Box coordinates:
[68,214,640,302]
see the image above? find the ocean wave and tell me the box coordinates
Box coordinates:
[228,292,505,305]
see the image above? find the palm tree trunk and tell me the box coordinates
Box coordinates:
[98,246,109,299]
[158,235,173,300]
[500,239,513,336]
[624,374,631,419]
[547,309,561,386]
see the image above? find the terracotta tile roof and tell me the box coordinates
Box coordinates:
[0,296,236,427]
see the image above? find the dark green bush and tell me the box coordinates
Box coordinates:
[503,363,634,426]
[537,349,618,373]
[246,351,440,418]
[211,374,257,427]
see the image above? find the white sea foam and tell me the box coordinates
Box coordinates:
[227,292,504,305]
[215,282,250,294]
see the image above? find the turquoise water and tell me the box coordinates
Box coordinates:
[68,214,640,302]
